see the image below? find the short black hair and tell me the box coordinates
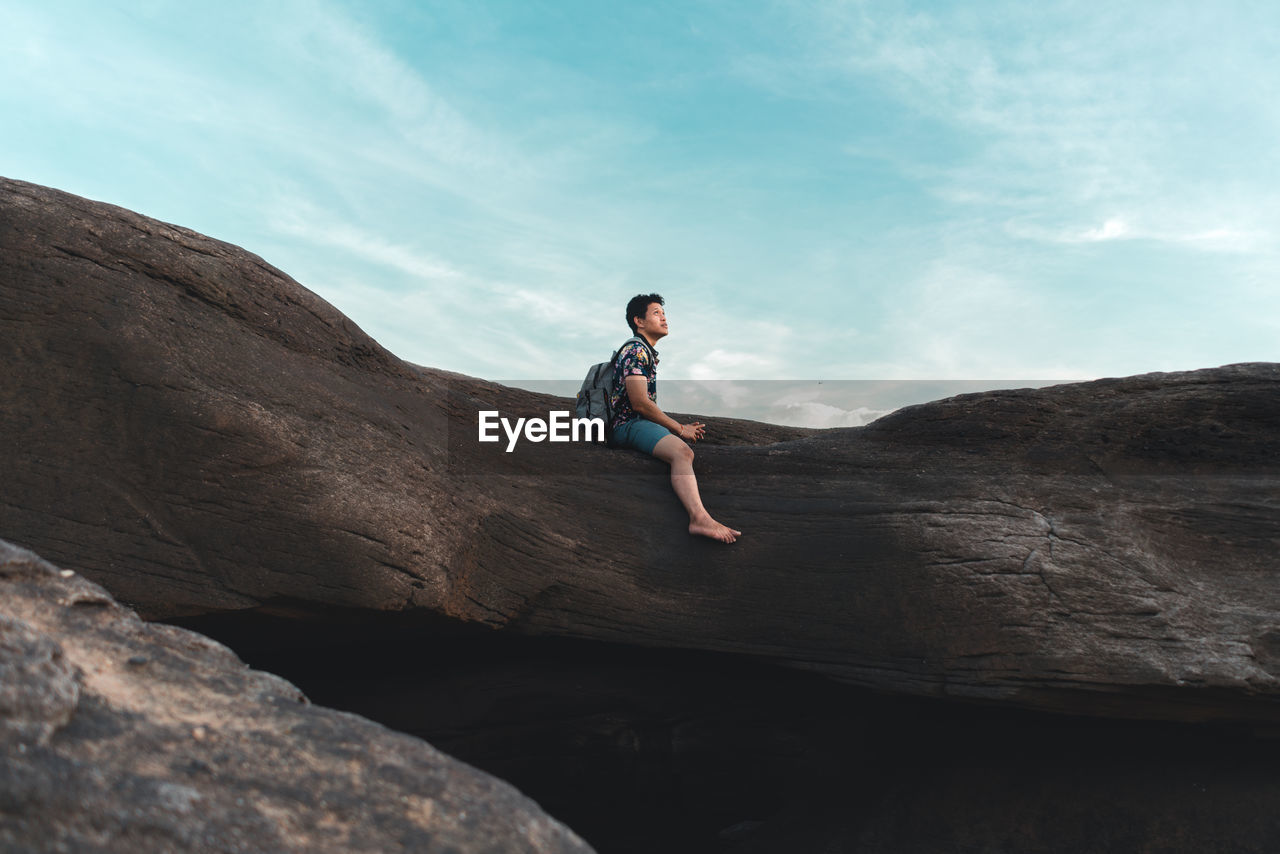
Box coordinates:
[626,293,664,334]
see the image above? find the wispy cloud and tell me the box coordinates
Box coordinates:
[270,199,464,282]
[1080,219,1131,243]
[287,4,514,180]
[786,1,1280,250]
[868,258,1087,379]
[264,194,630,377]
[687,348,779,381]
[1006,215,1267,253]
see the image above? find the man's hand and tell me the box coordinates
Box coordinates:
[679,422,706,442]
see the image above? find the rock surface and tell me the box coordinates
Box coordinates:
[0,538,593,854]
[2,175,1279,730]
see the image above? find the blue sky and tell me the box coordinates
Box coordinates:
[3,1,1278,402]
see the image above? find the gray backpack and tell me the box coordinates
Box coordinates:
[575,336,653,439]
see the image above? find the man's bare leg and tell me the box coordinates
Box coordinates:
[651,435,741,543]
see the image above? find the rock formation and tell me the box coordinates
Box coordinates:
[2,176,1279,732]
[0,538,592,853]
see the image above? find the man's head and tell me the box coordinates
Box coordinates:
[626,293,667,339]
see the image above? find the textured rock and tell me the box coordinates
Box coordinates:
[2,176,1279,729]
[0,614,80,747]
[0,539,593,854]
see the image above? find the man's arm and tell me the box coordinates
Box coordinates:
[624,375,704,441]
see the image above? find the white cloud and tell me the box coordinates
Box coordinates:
[1171,226,1267,254]
[771,400,892,428]
[687,348,778,381]
[1081,218,1130,242]
[1006,216,1266,253]
[870,259,1081,379]
[683,380,757,411]
[649,380,903,427]
[272,207,464,282]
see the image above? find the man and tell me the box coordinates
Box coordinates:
[609,294,742,544]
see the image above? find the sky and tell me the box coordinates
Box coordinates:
[3,1,1278,423]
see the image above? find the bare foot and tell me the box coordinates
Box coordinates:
[689,516,742,544]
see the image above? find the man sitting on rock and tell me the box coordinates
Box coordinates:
[609,294,742,544]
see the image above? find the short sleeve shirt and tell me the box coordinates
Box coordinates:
[609,340,657,430]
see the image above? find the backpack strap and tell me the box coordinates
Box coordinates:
[613,335,656,366]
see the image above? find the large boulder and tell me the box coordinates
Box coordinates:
[0,538,592,853]
[2,176,1278,728]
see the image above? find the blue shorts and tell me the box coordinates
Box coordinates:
[610,417,671,455]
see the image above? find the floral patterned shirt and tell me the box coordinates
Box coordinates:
[609,339,658,430]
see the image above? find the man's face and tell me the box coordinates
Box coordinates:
[635,302,668,339]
